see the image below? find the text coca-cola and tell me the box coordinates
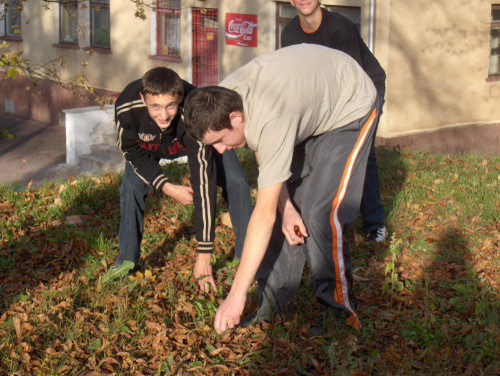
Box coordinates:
[225,13,258,47]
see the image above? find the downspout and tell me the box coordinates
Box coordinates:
[368,0,375,52]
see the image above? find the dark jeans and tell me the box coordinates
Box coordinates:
[359,96,386,233]
[116,149,252,266]
[215,150,253,259]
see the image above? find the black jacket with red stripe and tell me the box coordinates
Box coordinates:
[115,78,217,253]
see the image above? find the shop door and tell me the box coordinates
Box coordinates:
[192,8,218,87]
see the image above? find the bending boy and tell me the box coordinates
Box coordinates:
[184,44,379,333]
[107,67,252,291]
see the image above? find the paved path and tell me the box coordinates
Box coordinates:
[0,113,70,188]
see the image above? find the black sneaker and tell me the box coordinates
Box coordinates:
[237,310,272,329]
[366,226,388,242]
[310,307,350,336]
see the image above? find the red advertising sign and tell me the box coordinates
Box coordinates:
[225,13,258,47]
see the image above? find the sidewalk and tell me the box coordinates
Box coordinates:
[0,113,70,188]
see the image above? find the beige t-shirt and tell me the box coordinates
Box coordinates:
[220,44,376,188]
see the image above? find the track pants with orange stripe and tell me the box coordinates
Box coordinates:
[255,102,379,329]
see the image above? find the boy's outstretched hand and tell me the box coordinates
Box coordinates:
[193,253,216,293]
[214,292,245,334]
[162,183,193,205]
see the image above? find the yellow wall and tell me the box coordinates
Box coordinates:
[2,0,499,139]
[383,0,500,137]
[216,0,272,80]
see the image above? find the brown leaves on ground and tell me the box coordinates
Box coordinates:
[0,149,499,375]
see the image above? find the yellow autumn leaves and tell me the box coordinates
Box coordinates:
[128,269,156,282]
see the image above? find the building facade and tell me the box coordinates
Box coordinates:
[1,0,499,153]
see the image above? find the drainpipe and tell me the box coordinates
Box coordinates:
[368,0,375,53]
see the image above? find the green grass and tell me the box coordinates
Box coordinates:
[0,147,499,375]
[0,127,14,140]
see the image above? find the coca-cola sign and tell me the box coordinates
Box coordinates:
[225,13,258,47]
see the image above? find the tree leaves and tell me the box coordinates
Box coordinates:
[6,67,19,79]
[0,40,114,106]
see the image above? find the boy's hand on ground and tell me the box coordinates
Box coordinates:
[193,253,216,293]
[214,292,245,334]
[162,183,193,205]
[281,206,308,245]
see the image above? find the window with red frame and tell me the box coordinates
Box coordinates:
[156,0,181,59]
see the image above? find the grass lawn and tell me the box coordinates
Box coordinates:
[0,146,499,375]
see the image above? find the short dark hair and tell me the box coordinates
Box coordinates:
[183,86,244,141]
[140,67,184,99]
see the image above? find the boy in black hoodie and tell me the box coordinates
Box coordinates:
[104,67,252,292]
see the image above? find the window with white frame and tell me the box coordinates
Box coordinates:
[1,0,22,38]
[156,0,181,59]
[276,2,296,48]
[90,0,110,48]
[489,5,500,78]
[275,2,361,49]
[328,5,360,29]
[60,0,79,44]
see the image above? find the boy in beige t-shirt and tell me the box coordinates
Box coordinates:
[184,44,378,334]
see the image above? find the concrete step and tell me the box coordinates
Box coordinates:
[78,154,124,174]
[58,163,99,179]
[101,132,117,148]
[91,144,124,161]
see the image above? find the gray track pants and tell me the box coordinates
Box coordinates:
[255,104,379,329]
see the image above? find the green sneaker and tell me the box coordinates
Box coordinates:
[102,260,137,284]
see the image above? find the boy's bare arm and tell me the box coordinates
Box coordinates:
[214,183,282,334]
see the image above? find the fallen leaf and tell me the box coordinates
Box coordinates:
[220,212,232,228]
[210,346,231,356]
[13,316,21,339]
[381,311,396,321]
[65,215,84,226]
[353,273,370,282]
[144,269,156,281]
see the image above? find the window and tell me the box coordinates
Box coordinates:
[1,0,22,38]
[60,0,79,44]
[276,2,296,48]
[489,5,500,79]
[325,6,361,30]
[275,2,361,49]
[156,0,181,59]
[90,0,110,48]
[192,8,218,87]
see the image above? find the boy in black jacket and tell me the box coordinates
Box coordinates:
[104,67,252,291]
[281,0,388,242]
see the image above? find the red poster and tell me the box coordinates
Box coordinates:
[225,13,258,47]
